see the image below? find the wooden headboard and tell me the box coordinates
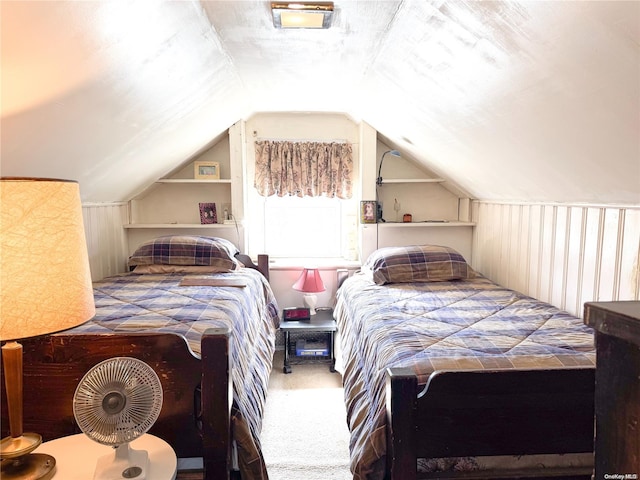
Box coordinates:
[236,253,270,280]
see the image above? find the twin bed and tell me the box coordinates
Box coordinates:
[335,244,596,480]
[1,235,279,480]
[2,237,596,480]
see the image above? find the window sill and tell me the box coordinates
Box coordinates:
[266,258,361,270]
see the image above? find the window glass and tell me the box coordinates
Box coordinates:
[259,195,357,260]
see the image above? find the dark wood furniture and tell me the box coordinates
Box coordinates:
[584,301,640,478]
[0,330,232,479]
[280,308,336,373]
[1,254,270,480]
[386,367,595,480]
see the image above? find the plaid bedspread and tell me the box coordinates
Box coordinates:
[335,272,595,480]
[61,267,280,475]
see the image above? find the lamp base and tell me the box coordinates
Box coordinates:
[0,453,56,480]
[1,433,55,480]
[303,294,318,315]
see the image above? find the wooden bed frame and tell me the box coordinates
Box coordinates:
[0,253,271,480]
[386,367,595,480]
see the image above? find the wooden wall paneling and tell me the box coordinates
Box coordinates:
[471,202,485,277]
[505,204,517,289]
[580,208,603,309]
[527,204,543,302]
[538,204,554,305]
[600,208,622,301]
[550,205,568,310]
[565,206,586,315]
[491,202,503,282]
[620,208,640,300]
[473,202,640,318]
[82,203,128,281]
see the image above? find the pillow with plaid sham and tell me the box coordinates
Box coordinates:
[128,235,240,271]
[362,245,474,285]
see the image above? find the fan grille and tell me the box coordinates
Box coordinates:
[73,357,163,446]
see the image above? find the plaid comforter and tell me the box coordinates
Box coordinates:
[335,272,595,480]
[62,267,280,476]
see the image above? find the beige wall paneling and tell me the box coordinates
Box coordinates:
[473,202,640,318]
[82,203,129,281]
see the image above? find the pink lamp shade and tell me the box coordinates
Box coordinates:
[292,268,326,293]
[292,268,325,315]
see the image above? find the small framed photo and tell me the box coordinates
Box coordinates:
[194,161,220,180]
[199,203,217,224]
[360,200,377,224]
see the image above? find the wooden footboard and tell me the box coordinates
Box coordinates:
[0,328,232,480]
[386,367,595,480]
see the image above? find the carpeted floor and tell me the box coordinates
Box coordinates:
[261,351,352,480]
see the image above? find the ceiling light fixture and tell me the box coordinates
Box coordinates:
[271,2,334,29]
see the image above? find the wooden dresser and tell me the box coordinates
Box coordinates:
[584,301,640,478]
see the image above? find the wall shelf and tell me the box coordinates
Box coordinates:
[378,221,475,227]
[379,178,445,184]
[155,179,231,184]
[124,223,237,229]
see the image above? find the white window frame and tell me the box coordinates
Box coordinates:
[247,193,358,261]
[267,195,356,258]
[244,134,360,263]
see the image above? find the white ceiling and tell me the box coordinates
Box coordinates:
[1,0,639,204]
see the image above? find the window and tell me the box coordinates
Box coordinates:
[248,138,358,261]
[248,194,357,261]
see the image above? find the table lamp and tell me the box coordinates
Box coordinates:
[292,267,325,315]
[0,178,96,479]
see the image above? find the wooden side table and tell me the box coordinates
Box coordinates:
[584,301,640,478]
[280,308,337,373]
[34,433,177,480]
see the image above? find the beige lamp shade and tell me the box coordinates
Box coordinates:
[0,178,95,341]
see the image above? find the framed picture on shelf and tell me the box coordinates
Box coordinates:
[199,203,217,224]
[194,161,220,180]
[360,200,377,224]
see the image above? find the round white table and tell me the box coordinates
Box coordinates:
[34,433,177,480]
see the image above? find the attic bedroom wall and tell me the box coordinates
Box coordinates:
[82,203,128,281]
[472,202,640,317]
[79,198,640,318]
[78,113,640,317]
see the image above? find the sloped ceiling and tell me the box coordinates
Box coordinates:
[1,0,638,204]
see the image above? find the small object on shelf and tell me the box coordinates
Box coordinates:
[199,203,217,224]
[221,203,231,222]
[282,307,311,321]
[194,161,220,179]
[403,213,412,223]
[360,200,377,224]
[295,338,328,356]
[393,198,401,222]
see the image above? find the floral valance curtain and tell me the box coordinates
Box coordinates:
[254,140,353,199]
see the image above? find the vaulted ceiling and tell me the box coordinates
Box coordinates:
[2,1,638,204]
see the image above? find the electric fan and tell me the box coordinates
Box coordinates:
[73,357,163,480]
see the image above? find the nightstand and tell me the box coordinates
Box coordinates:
[584,301,640,478]
[33,433,177,479]
[280,307,336,374]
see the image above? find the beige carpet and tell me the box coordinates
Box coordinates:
[261,351,352,480]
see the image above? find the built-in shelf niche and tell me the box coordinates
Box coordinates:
[128,137,232,227]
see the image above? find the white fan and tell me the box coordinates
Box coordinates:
[73,357,163,480]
